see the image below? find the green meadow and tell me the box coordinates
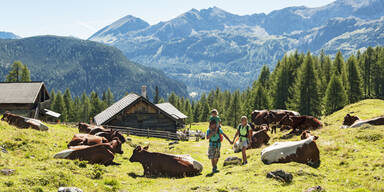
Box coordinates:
[0,99,383,192]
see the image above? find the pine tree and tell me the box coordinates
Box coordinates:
[80,92,92,122]
[333,51,348,88]
[199,94,210,122]
[6,61,24,82]
[20,64,31,82]
[324,75,347,115]
[252,85,270,110]
[256,65,270,89]
[228,90,241,127]
[53,91,67,122]
[63,88,75,122]
[346,55,363,103]
[272,60,290,109]
[106,88,114,106]
[185,99,193,124]
[153,86,160,104]
[360,47,375,98]
[288,52,322,116]
[192,102,201,123]
[73,96,81,122]
[50,89,56,110]
[90,91,105,119]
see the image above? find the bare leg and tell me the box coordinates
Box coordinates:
[242,147,247,164]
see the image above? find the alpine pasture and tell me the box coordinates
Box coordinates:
[0,99,383,192]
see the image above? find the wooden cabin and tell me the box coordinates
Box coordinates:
[93,93,187,133]
[0,82,59,120]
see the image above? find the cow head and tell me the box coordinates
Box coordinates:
[110,139,123,154]
[343,114,360,126]
[278,114,293,127]
[300,130,315,140]
[129,145,149,163]
[78,122,91,133]
[112,131,126,143]
[1,111,10,121]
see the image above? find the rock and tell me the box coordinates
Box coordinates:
[1,169,15,175]
[223,157,242,166]
[266,170,293,183]
[0,145,7,153]
[304,186,324,192]
[169,141,179,145]
[58,187,83,192]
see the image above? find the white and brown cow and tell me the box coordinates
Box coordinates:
[261,134,320,168]
[129,145,203,177]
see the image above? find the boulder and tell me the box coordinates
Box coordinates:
[58,187,83,192]
[223,157,242,166]
[1,168,15,175]
[304,186,324,192]
[266,170,293,183]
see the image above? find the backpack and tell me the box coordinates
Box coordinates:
[238,124,250,138]
[210,129,223,146]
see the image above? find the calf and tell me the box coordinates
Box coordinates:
[279,115,322,135]
[261,134,320,168]
[129,146,203,177]
[54,140,123,166]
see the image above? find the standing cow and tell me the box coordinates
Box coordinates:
[129,146,203,177]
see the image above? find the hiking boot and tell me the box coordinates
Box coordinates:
[242,161,248,165]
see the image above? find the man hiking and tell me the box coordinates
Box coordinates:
[207,120,232,173]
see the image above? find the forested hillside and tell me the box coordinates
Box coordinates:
[0,36,187,99]
[165,47,384,127]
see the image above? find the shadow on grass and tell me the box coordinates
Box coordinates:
[127,172,143,179]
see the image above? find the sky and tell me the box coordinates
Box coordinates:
[0,0,335,39]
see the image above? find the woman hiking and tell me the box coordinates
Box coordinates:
[232,116,253,165]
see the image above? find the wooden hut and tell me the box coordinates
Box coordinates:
[0,82,58,120]
[93,93,187,133]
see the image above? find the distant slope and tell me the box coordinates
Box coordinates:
[89,0,384,95]
[0,36,187,98]
[0,31,20,39]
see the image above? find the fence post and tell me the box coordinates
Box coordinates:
[147,128,149,138]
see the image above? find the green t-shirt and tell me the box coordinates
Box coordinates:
[207,128,223,148]
[238,124,250,142]
[210,115,221,125]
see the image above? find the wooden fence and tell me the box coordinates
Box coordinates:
[105,125,178,140]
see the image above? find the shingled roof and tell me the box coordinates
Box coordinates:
[156,102,187,120]
[0,82,49,104]
[94,93,141,125]
[94,93,187,125]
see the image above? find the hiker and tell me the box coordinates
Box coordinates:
[207,120,232,173]
[232,116,253,165]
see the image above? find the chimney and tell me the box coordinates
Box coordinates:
[141,85,147,98]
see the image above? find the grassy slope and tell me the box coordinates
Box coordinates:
[0,99,383,192]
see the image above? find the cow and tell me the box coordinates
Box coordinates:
[278,115,323,135]
[67,134,109,148]
[343,114,360,126]
[78,122,110,134]
[129,145,203,177]
[95,130,126,143]
[233,127,270,153]
[251,110,271,130]
[266,110,300,134]
[261,134,320,168]
[349,116,384,128]
[54,140,123,166]
[2,112,48,131]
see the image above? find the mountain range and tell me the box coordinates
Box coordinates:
[0,31,20,39]
[0,36,187,99]
[89,0,384,96]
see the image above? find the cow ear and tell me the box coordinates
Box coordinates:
[143,145,149,150]
[314,136,319,140]
[135,146,142,151]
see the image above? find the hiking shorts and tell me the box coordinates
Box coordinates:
[239,140,248,149]
[208,146,220,159]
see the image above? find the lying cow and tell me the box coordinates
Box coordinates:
[78,122,110,134]
[2,112,48,131]
[279,115,322,135]
[343,114,384,128]
[129,145,203,177]
[234,127,270,153]
[67,134,108,148]
[95,130,126,143]
[54,140,123,166]
[261,133,320,168]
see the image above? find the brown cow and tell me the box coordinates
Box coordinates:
[279,115,323,135]
[261,133,320,168]
[266,110,299,134]
[67,134,109,148]
[78,122,110,134]
[95,130,126,143]
[2,112,48,131]
[129,146,203,177]
[343,114,360,126]
[54,140,123,165]
[251,110,270,130]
